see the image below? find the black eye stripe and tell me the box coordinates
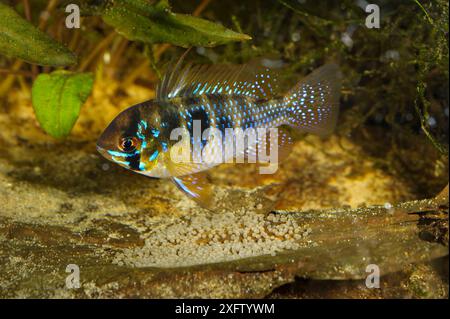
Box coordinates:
[128,153,141,171]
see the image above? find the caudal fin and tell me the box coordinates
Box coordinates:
[283,63,341,136]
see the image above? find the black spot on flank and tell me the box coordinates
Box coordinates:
[159,104,182,134]
[188,108,209,133]
[206,94,234,132]
[218,114,233,131]
[180,96,211,150]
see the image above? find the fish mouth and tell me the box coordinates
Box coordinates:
[96,145,109,158]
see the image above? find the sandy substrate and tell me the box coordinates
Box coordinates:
[0,81,447,298]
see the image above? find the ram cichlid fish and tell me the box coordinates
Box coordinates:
[97,55,341,208]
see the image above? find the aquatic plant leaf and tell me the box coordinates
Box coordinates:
[101,0,251,47]
[0,3,76,66]
[31,71,94,138]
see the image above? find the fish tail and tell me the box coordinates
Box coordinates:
[282,63,341,136]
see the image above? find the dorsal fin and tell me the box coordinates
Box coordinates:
[156,49,192,99]
[156,55,281,101]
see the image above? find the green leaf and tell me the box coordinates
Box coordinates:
[101,0,251,47]
[32,71,94,138]
[0,2,76,66]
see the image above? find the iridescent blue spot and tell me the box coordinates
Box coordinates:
[137,131,145,140]
[107,150,139,157]
[151,129,160,137]
[140,120,148,130]
[149,150,159,161]
[193,83,202,94]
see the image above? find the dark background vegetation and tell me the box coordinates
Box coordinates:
[0,0,448,197]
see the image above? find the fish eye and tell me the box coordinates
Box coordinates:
[119,137,137,152]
